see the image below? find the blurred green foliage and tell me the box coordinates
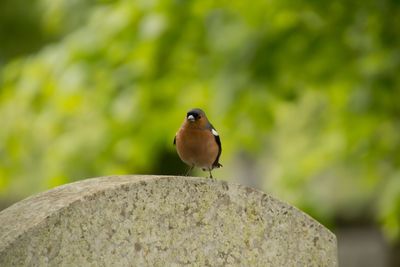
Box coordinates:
[0,0,399,241]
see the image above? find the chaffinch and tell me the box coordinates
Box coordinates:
[174,108,222,178]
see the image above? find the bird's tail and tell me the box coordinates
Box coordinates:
[213,163,223,168]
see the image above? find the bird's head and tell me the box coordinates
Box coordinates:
[186,108,207,126]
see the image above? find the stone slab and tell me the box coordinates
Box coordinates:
[0,175,338,266]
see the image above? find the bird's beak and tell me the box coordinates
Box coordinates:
[187,115,195,122]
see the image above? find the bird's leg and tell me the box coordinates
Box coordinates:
[208,170,214,179]
[185,165,194,176]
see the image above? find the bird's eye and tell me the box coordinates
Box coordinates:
[198,116,201,119]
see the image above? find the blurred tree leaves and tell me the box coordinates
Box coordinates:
[0,0,400,241]
[0,0,98,63]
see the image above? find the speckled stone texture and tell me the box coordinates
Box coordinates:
[0,175,337,266]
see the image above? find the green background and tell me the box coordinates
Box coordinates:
[1,0,399,259]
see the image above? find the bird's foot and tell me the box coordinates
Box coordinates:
[185,166,194,176]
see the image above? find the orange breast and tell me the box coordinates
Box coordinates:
[176,127,219,170]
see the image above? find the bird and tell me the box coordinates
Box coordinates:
[174,108,222,178]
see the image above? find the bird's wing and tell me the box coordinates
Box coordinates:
[210,124,222,168]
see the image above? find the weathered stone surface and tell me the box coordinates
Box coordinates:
[0,175,337,266]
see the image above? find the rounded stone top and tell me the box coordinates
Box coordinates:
[0,175,337,266]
